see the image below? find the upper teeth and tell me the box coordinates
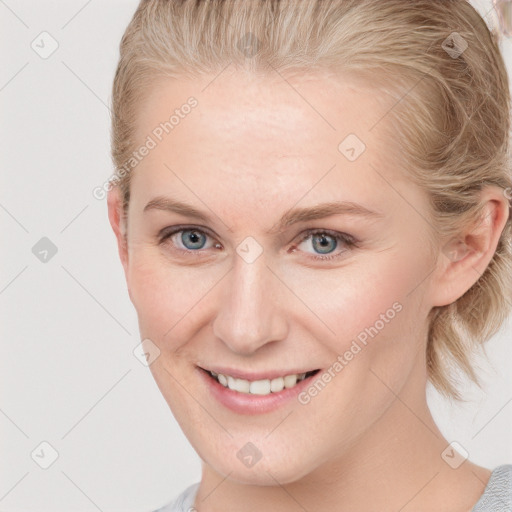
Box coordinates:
[210,371,308,395]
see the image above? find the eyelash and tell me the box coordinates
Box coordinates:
[158,226,358,262]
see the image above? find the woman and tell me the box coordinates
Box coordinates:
[107,0,512,510]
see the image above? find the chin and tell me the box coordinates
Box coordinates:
[202,445,316,486]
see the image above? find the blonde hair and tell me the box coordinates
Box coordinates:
[110,0,512,400]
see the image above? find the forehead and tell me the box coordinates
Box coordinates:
[130,68,410,219]
[136,68,392,154]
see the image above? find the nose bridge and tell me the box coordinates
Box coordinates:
[212,251,287,355]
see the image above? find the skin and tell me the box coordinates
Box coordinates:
[108,67,509,511]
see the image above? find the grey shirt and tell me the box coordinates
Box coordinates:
[154,464,512,512]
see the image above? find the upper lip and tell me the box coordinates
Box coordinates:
[198,365,321,381]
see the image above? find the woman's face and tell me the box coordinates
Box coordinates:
[110,69,449,485]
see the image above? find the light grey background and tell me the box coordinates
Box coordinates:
[0,1,511,511]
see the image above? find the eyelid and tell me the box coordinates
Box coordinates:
[295,227,357,245]
[157,224,217,240]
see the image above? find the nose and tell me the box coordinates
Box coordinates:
[212,252,288,356]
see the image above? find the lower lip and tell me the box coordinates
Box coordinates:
[197,367,320,415]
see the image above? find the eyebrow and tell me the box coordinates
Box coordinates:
[143,196,384,234]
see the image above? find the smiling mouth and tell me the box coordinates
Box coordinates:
[200,367,321,396]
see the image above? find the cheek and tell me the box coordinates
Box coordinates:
[306,248,428,371]
[308,260,414,334]
[126,251,219,344]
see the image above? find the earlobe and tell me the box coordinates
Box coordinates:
[430,187,510,308]
[107,185,129,275]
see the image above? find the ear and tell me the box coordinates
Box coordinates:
[107,185,129,280]
[430,185,510,307]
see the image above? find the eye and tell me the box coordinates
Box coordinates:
[158,225,358,261]
[158,226,220,256]
[292,229,357,261]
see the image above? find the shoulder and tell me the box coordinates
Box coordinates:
[150,469,512,511]
[472,464,512,512]
[152,482,200,512]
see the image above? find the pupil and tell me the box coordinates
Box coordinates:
[182,230,206,250]
[313,234,336,254]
